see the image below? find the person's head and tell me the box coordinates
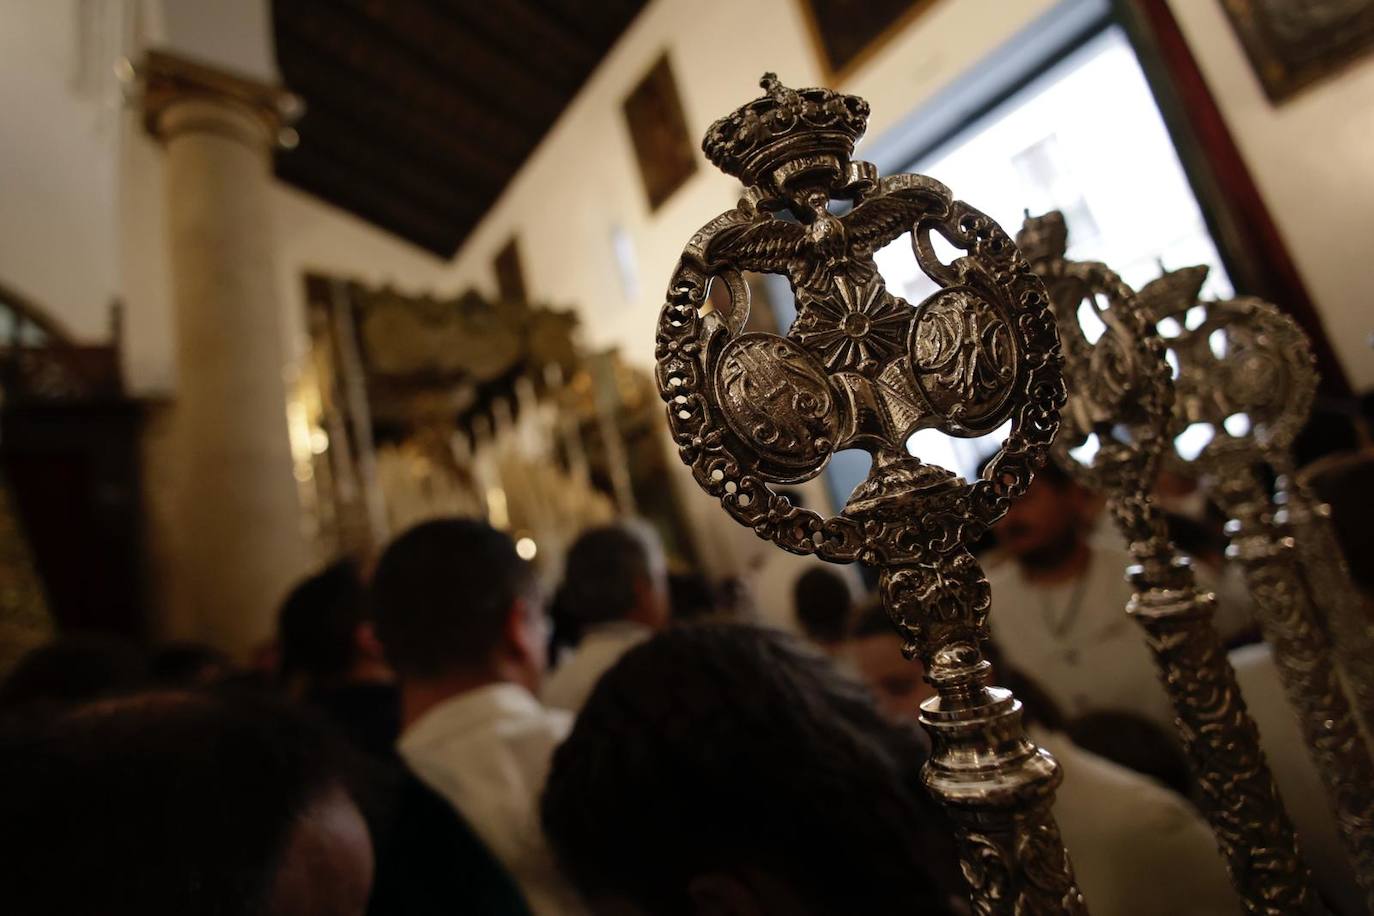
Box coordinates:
[666,572,717,622]
[560,522,668,631]
[793,566,852,648]
[541,623,956,916]
[278,559,387,693]
[0,690,372,916]
[993,459,1093,570]
[849,602,936,723]
[0,634,147,712]
[149,641,232,687]
[371,518,546,694]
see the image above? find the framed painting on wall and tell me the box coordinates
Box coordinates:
[622,53,698,212]
[797,0,939,81]
[1220,0,1374,102]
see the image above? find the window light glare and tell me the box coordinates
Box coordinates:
[1208,328,1228,359]
[905,428,961,475]
[1174,422,1215,461]
[1077,298,1107,345]
[1068,433,1100,466]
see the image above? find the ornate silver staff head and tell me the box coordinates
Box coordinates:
[1017,210,1173,500]
[658,75,1066,667]
[658,77,1089,911]
[1141,274,1316,472]
[1019,216,1321,912]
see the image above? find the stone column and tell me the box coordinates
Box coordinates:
[142,51,308,656]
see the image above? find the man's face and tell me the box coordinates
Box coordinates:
[851,632,934,726]
[995,476,1082,561]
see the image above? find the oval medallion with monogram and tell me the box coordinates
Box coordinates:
[908,286,1016,434]
[712,332,837,475]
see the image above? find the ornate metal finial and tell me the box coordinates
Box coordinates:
[1136,264,1208,323]
[1023,214,1315,912]
[1158,294,1314,464]
[1015,209,1069,265]
[660,80,1084,914]
[701,74,870,197]
[1153,284,1374,910]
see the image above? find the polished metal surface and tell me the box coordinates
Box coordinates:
[1148,285,1374,909]
[656,75,1084,914]
[1019,212,1314,914]
[1024,214,1318,911]
[1270,455,1374,747]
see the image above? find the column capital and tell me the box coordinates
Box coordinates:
[140,49,302,148]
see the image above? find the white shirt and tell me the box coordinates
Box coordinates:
[397,683,586,915]
[1037,728,1237,916]
[987,545,1175,734]
[542,621,652,713]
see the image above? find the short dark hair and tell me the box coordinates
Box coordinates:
[149,642,231,687]
[0,690,347,916]
[371,518,535,679]
[793,566,852,643]
[560,523,660,625]
[851,598,896,639]
[278,559,367,683]
[541,623,956,915]
[0,634,147,711]
[667,572,719,622]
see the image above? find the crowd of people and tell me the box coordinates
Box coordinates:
[0,461,1365,914]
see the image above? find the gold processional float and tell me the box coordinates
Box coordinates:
[654,75,1372,913]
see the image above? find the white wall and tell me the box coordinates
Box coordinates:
[1167,0,1374,390]
[0,0,123,339]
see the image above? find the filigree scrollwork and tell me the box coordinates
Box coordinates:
[1272,463,1374,741]
[1020,212,1314,912]
[1148,278,1374,911]
[657,75,1082,913]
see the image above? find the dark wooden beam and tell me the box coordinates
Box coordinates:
[274,2,536,161]
[272,0,649,258]
[441,0,597,82]
[332,0,566,125]
[286,109,491,222]
[274,38,513,183]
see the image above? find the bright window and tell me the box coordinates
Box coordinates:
[870,25,1232,482]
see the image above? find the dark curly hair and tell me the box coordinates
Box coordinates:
[541,622,960,914]
[0,689,354,916]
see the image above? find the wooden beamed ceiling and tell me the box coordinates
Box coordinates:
[272,0,648,257]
